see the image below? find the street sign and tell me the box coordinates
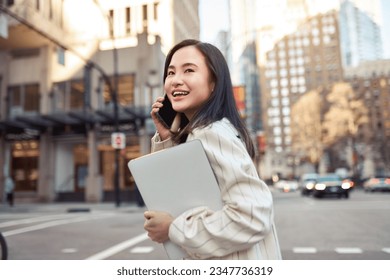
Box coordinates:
[111,132,126,149]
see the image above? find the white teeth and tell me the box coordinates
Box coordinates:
[173,91,189,97]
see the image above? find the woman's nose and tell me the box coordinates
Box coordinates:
[171,73,184,87]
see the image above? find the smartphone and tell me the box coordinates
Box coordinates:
[156,95,177,128]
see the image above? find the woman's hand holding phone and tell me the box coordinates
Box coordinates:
[151,96,181,141]
[151,96,171,140]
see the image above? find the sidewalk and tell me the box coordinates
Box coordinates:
[0,201,144,214]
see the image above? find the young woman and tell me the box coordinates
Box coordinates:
[144,39,282,260]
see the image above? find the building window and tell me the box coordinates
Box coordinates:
[109,9,114,37]
[51,80,85,111]
[52,82,66,111]
[49,0,53,19]
[142,4,148,30]
[102,74,135,107]
[125,7,131,34]
[142,5,148,20]
[274,127,281,135]
[153,3,158,20]
[25,84,40,112]
[8,84,40,116]
[12,141,39,192]
[70,80,85,110]
[74,144,88,191]
[57,47,65,65]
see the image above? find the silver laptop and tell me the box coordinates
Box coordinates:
[128,139,223,259]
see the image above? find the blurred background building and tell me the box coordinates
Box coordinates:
[0,0,199,203]
[215,0,389,180]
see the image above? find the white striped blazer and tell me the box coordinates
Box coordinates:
[151,118,282,260]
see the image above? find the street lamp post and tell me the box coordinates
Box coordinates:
[91,1,122,207]
[138,70,160,156]
[146,70,159,107]
[93,0,121,207]
[112,43,120,207]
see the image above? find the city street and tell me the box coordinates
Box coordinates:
[1,188,389,260]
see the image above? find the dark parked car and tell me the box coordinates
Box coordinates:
[363,176,390,192]
[312,173,351,199]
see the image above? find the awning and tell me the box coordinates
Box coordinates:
[0,106,150,137]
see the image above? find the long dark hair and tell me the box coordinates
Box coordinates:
[163,39,255,158]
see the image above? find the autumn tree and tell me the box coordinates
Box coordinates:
[322,82,369,175]
[291,89,324,172]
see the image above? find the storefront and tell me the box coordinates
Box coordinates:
[2,124,150,203]
[0,32,163,203]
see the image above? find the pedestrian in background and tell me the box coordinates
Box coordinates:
[143,39,282,260]
[5,176,15,207]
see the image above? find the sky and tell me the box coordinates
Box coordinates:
[199,0,229,43]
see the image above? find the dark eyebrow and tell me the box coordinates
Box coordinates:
[182,62,198,68]
[168,62,198,69]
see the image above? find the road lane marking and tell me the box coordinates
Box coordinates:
[85,233,148,260]
[0,214,78,228]
[292,247,317,253]
[335,247,363,254]
[382,248,390,254]
[130,246,154,254]
[61,248,78,253]
[2,213,114,237]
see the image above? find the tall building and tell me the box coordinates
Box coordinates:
[228,0,262,159]
[253,0,389,178]
[96,0,199,54]
[339,0,383,67]
[228,0,343,176]
[380,0,390,58]
[0,0,200,203]
[344,60,390,176]
[254,0,340,66]
[260,10,343,178]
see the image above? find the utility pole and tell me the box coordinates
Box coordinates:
[112,26,121,207]
[94,1,122,207]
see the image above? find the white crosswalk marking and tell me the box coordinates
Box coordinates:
[293,247,317,253]
[61,248,78,253]
[382,248,390,254]
[85,233,148,260]
[335,248,363,254]
[2,213,114,237]
[130,246,154,254]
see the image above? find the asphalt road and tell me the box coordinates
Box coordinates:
[1,187,389,260]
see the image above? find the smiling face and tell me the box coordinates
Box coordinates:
[164,45,215,120]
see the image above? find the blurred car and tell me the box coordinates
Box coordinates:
[363,177,390,192]
[299,173,318,196]
[274,180,298,192]
[312,173,351,199]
